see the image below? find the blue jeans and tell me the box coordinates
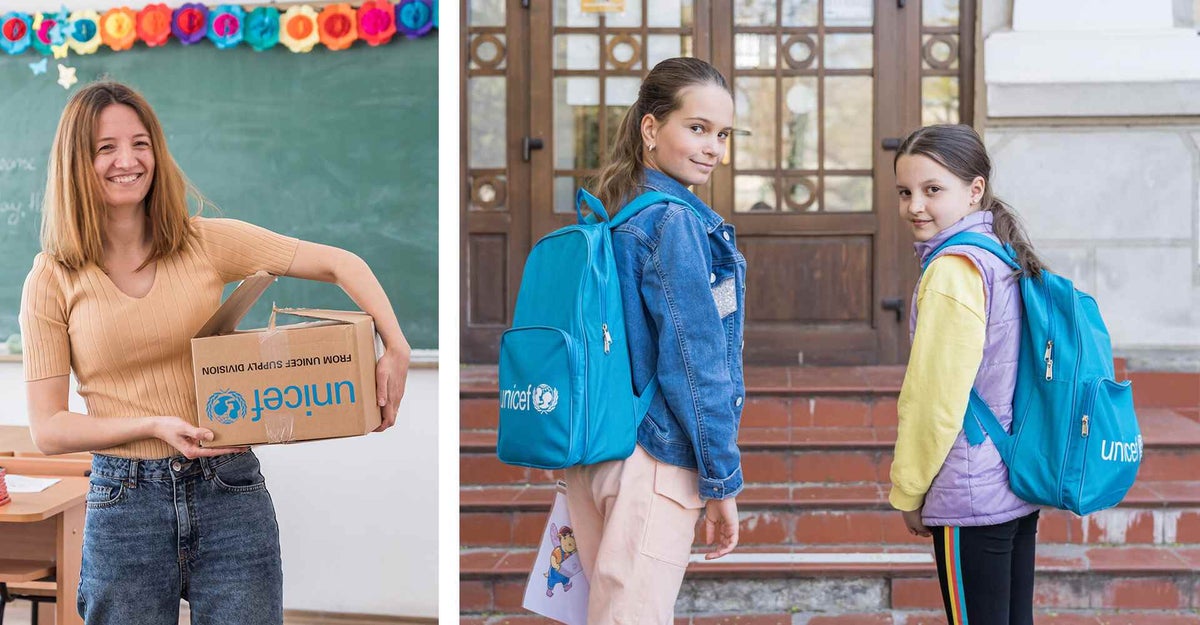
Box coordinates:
[79,451,283,625]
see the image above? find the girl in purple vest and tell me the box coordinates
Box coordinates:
[889,124,1045,625]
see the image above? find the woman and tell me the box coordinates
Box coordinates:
[20,81,410,624]
[563,57,744,625]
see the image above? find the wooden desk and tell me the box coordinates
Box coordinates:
[1,428,87,625]
[0,425,41,455]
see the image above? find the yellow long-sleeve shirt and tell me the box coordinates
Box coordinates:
[889,254,987,512]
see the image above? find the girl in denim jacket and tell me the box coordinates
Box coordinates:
[562,57,745,625]
[889,124,1046,625]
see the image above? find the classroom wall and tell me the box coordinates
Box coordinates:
[0,356,440,619]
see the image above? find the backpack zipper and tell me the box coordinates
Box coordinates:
[1081,413,1089,437]
[1044,339,1054,381]
[602,323,612,353]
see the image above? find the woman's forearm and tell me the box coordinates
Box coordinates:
[30,409,160,456]
[331,252,410,354]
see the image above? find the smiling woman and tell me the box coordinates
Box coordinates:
[20,81,412,625]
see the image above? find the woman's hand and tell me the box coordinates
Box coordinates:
[152,416,247,459]
[902,508,931,538]
[374,345,410,432]
[703,496,740,560]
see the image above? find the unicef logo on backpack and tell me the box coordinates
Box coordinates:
[499,383,559,415]
[206,390,248,425]
[532,384,559,414]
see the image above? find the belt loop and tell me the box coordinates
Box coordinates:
[200,456,214,480]
[126,458,139,489]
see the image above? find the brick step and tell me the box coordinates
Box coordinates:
[461,498,1200,548]
[461,365,908,399]
[464,571,1200,620]
[463,544,1200,576]
[461,365,1198,412]
[461,447,1197,488]
[461,481,1200,511]
[462,408,1197,451]
[463,612,1200,625]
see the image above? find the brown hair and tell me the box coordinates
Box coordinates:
[42,80,203,271]
[594,57,731,210]
[894,124,1046,277]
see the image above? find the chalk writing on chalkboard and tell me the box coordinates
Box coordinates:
[0,158,36,173]
[0,193,41,226]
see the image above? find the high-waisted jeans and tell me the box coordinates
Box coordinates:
[79,451,283,625]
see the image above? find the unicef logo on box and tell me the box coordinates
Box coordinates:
[206,390,248,425]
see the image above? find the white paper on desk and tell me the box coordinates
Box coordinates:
[6,475,60,493]
[522,485,589,625]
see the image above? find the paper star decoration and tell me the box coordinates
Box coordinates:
[29,58,47,75]
[56,63,76,89]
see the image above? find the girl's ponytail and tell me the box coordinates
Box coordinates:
[985,196,1045,278]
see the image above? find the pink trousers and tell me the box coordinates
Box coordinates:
[564,445,704,625]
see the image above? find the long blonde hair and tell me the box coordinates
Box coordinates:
[42,81,202,271]
[595,57,731,210]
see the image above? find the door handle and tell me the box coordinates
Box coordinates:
[881,298,904,323]
[522,136,544,162]
[898,0,906,8]
[882,137,902,151]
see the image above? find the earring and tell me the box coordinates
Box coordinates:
[647,143,655,152]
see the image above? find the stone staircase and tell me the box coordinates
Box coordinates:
[460,364,1200,624]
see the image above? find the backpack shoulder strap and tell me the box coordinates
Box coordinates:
[609,191,703,228]
[922,231,1021,273]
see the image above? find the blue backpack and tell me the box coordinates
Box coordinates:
[924,232,1141,516]
[497,189,692,469]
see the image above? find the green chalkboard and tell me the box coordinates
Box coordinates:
[0,37,438,352]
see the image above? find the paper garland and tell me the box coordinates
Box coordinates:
[279,5,318,53]
[137,4,171,47]
[0,2,434,55]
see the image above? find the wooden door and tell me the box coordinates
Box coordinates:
[461,0,975,365]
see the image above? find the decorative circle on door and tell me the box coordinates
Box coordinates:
[471,175,507,211]
[470,33,506,70]
[782,34,817,69]
[783,177,818,211]
[922,34,957,70]
[606,33,640,71]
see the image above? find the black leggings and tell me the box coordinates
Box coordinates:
[930,510,1039,625]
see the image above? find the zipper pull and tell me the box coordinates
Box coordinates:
[1081,414,1089,437]
[1044,340,1054,381]
[602,323,612,354]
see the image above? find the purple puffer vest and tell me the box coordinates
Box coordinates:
[910,211,1040,527]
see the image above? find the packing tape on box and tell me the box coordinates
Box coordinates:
[264,411,296,444]
[259,303,297,443]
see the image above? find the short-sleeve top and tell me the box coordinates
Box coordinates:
[19,217,299,459]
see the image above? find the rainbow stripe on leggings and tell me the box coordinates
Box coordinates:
[944,527,968,624]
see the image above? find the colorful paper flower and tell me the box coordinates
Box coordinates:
[31,14,54,55]
[207,5,244,49]
[136,4,172,47]
[99,7,137,51]
[396,0,434,39]
[278,5,318,53]
[244,6,279,51]
[0,12,32,55]
[67,10,102,55]
[171,3,208,45]
[357,1,394,47]
[317,4,356,51]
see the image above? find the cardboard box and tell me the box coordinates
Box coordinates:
[191,272,381,447]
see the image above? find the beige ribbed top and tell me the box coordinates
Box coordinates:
[20,217,299,459]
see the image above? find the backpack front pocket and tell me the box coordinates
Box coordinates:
[497,326,585,469]
[1073,378,1140,515]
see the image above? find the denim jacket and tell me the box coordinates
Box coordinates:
[611,168,746,500]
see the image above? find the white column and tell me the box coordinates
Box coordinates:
[985,0,1200,116]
